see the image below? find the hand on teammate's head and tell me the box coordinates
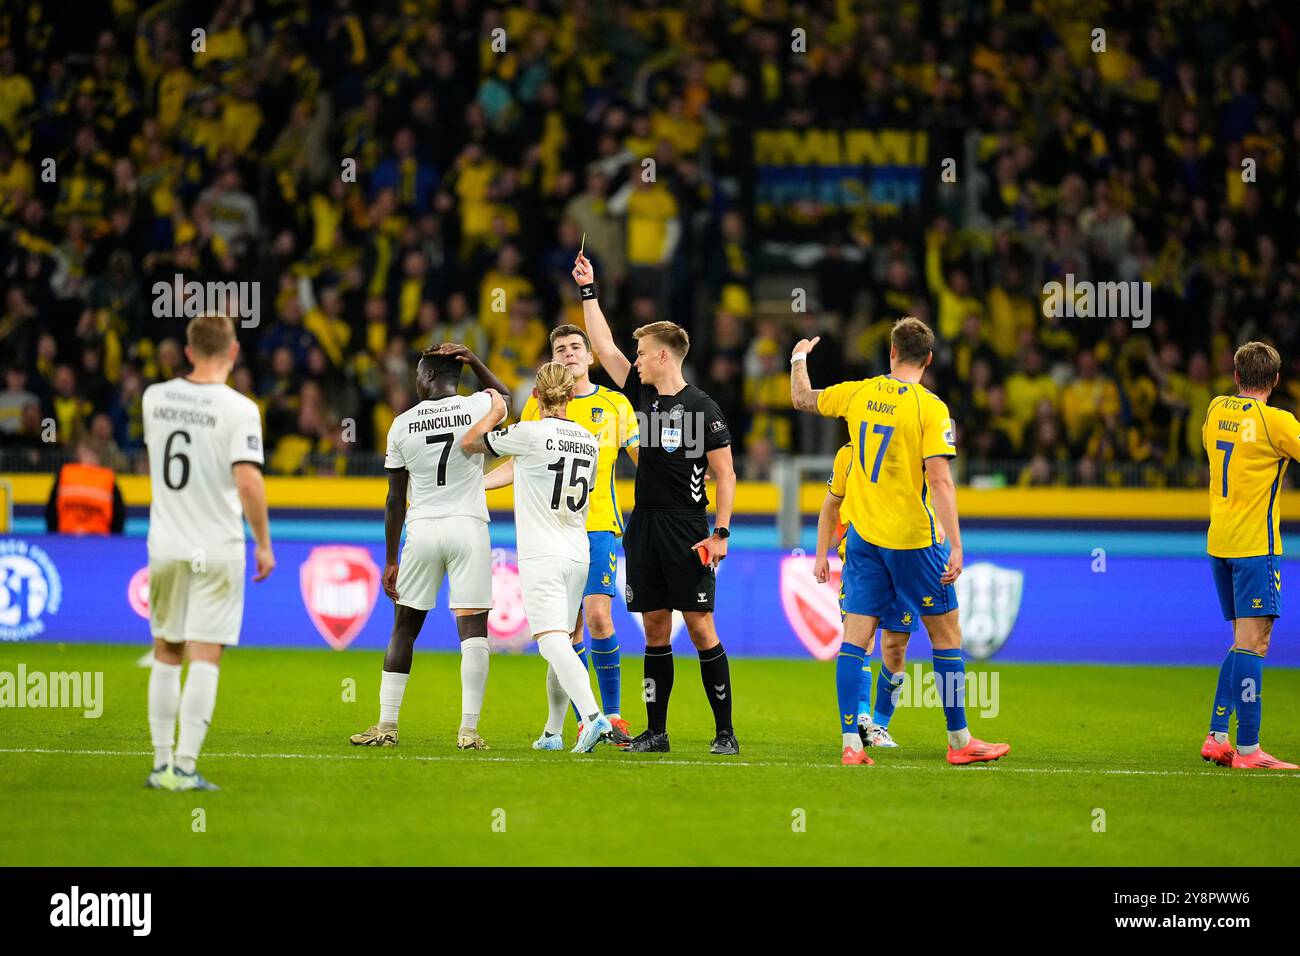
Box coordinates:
[436,343,471,362]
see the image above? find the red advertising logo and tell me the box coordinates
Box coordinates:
[127,566,150,619]
[779,555,844,660]
[300,546,380,650]
[487,549,533,652]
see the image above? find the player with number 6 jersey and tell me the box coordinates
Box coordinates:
[142,313,275,793]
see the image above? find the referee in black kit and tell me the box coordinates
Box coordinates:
[571,252,739,754]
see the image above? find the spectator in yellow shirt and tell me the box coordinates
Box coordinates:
[1060,351,1120,450]
[986,263,1036,361]
[610,168,680,300]
[477,243,534,344]
[1004,348,1060,428]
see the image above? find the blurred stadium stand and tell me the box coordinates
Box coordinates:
[1,0,1298,490]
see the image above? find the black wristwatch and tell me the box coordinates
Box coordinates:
[712,527,730,540]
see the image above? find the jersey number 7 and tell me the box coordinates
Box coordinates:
[1215,439,1233,497]
[425,433,454,486]
[859,421,896,483]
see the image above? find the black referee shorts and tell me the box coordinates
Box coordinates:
[622,509,716,613]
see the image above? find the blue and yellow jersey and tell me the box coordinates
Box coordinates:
[817,376,956,550]
[522,384,639,535]
[827,442,853,560]
[1203,395,1300,558]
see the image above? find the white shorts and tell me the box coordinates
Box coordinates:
[395,516,493,611]
[148,556,245,646]
[519,557,587,636]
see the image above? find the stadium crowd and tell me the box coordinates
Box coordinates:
[1,0,1298,487]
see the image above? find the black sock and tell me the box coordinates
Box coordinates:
[699,643,732,734]
[644,645,674,733]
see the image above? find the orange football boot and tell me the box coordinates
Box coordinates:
[1200,734,1235,767]
[1231,749,1299,770]
[946,737,1011,765]
[609,716,632,746]
[579,718,633,748]
[842,746,874,766]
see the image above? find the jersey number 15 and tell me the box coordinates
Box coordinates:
[547,457,592,512]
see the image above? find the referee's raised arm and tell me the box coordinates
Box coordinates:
[571,253,631,388]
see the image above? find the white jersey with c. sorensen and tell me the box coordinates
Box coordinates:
[385,392,495,524]
[484,417,599,562]
[143,378,264,562]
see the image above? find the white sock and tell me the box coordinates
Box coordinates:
[148,659,182,767]
[842,732,862,751]
[948,727,972,749]
[544,664,569,736]
[537,633,599,722]
[1238,742,1260,755]
[175,660,220,774]
[459,637,490,733]
[1213,731,1229,744]
[379,670,409,727]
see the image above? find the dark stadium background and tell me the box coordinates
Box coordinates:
[1,0,1297,487]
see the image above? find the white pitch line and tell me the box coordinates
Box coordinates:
[1,747,1298,780]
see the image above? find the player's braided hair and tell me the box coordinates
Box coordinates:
[534,361,576,414]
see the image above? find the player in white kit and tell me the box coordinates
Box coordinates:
[463,362,631,753]
[351,344,512,750]
[143,313,275,792]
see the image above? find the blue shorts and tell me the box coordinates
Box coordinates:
[585,531,619,598]
[1210,554,1281,620]
[842,525,957,632]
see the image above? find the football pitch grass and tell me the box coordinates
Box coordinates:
[2,643,1299,867]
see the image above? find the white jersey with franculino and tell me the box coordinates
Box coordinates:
[484,417,599,562]
[143,378,264,561]
[385,392,495,524]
